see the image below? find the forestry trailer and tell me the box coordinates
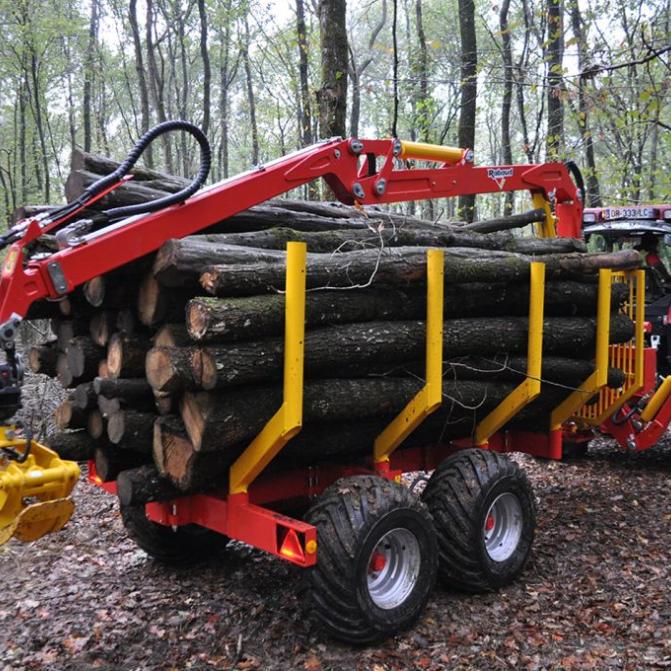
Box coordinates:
[0,120,668,643]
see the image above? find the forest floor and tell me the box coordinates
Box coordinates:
[1,438,671,671]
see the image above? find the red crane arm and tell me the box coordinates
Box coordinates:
[0,137,582,334]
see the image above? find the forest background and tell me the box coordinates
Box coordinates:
[0,0,668,222]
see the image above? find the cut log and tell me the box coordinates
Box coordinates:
[56,353,74,388]
[66,336,104,379]
[89,311,117,347]
[186,281,629,343]
[116,309,139,335]
[98,395,121,418]
[107,410,155,451]
[137,274,195,327]
[71,382,97,410]
[98,360,110,378]
[157,226,585,263]
[57,289,95,318]
[82,275,141,309]
[461,208,546,233]
[93,377,153,400]
[181,377,471,452]
[107,333,151,379]
[153,416,223,491]
[190,315,634,391]
[200,247,641,296]
[116,464,183,507]
[145,347,200,393]
[53,319,89,351]
[153,241,287,287]
[54,401,88,430]
[93,445,148,482]
[28,344,59,376]
[153,323,194,347]
[87,409,105,439]
[154,393,174,415]
[71,149,190,191]
[47,431,93,461]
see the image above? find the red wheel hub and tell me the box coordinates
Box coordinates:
[369,550,387,573]
[485,514,495,532]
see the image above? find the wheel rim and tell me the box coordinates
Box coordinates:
[483,492,523,562]
[366,528,421,610]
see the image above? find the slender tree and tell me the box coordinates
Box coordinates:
[317,0,348,138]
[457,0,477,220]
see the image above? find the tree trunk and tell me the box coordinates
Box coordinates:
[48,431,93,462]
[107,333,151,379]
[107,410,155,450]
[28,344,59,376]
[66,336,104,379]
[197,0,211,138]
[94,445,148,482]
[200,247,641,297]
[242,17,259,165]
[546,0,564,159]
[129,0,153,167]
[83,0,100,153]
[146,346,201,393]
[117,464,183,507]
[457,0,477,220]
[187,280,627,342]
[499,0,514,214]
[317,0,348,138]
[187,315,633,392]
[93,377,153,401]
[568,0,601,206]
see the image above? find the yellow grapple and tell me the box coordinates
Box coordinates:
[0,427,80,545]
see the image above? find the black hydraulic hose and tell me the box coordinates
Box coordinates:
[564,159,586,207]
[18,120,211,237]
[101,120,211,220]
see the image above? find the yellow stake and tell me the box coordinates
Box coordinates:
[474,262,545,444]
[374,249,444,464]
[549,268,611,428]
[229,242,307,494]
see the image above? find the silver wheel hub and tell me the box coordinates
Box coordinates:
[366,528,421,610]
[483,492,523,562]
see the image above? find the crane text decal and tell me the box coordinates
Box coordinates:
[487,167,514,190]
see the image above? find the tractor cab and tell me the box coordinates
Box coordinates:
[583,204,671,374]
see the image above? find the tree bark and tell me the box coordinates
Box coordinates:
[28,344,59,376]
[117,464,183,507]
[317,0,348,138]
[146,346,201,393]
[197,0,211,138]
[94,445,148,482]
[186,280,627,343]
[129,0,153,167]
[107,333,151,379]
[67,336,104,379]
[200,247,641,297]
[457,0,477,220]
[568,0,601,206]
[54,401,88,430]
[546,0,564,159]
[189,315,633,392]
[71,382,98,411]
[107,410,155,450]
[499,0,514,214]
[94,377,153,401]
[47,431,93,462]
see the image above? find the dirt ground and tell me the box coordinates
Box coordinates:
[1,438,671,671]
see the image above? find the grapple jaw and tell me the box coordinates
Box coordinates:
[0,427,80,545]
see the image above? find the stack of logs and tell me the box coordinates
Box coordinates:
[22,149,640,507]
